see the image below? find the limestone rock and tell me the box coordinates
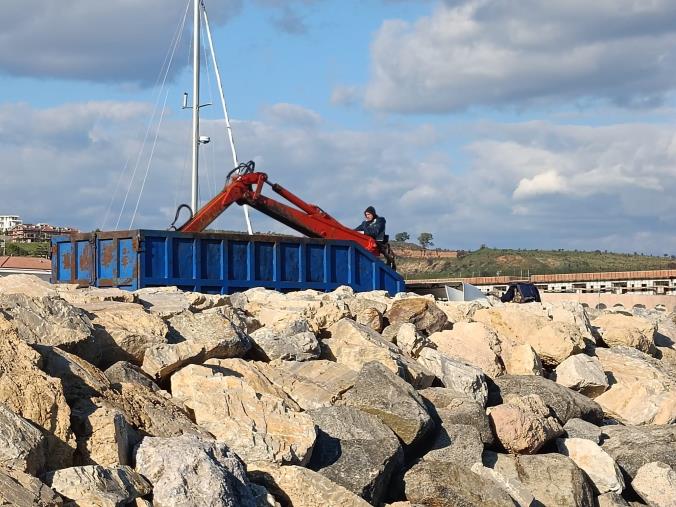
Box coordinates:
[48,465,150,507]
[428,322,505,377]
[488,395,563,454]
[142,309,251,380]
[423,423,484,467]
[474,306,585,366]
[594,313,657,354]
[0,293,93,349]
[248,461,371,507]
[172,364,316,464]
[594,347,676,425]
[563,418,602,444]
[250,317,320,361]
[104,362,160,392]
[134,286,228,317]
[632,461,676,507]
[470,463,536,507]
[597,492,630,507]
[600,425,676,480]
[355,306,384,333]
[549,301,596,344]
[0,466,63,507]
[0,317,75,470]
[0,274,57,297]
[135,435,255,507]
[394,323,431,358]
[339,361,433,446]
[203,359,301,410]
[345,296,388,318]
[484,451,595,507]
[56,286,137,306]
[385,298,448,335]
[501,342,543,376]
[420,387,494,445]
[553,354,609,398]
[111,382,209,439]
[436,299,490,324]
[323,319,434,389]
[556,438,625,495]
[250,483,282,507]
[403,461,516,507]
[78,301,168,367]
[305,299,352,334]
[0,404,45,474]
[70,399,134,467]
[417,347,489,406]
[488,375,604,424]
[307,406,404,505]
[262,360,357,410]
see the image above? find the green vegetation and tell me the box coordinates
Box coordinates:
[399,247,676,279]
[417,232,434,250]
[394,232,410,242]
[2,242,50,257]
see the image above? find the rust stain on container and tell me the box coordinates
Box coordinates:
[62,252,74,271]
[121,247,129,268]
[101,244,114,267]
[79,244,93,272]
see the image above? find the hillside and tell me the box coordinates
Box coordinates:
[395,245,676,279]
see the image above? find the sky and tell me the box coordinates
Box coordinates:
[1,0,675,254]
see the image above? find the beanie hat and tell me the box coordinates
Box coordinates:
[364,206,377,217]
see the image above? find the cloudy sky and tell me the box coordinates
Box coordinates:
[1,0,675,254]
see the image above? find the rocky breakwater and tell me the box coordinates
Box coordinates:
[0,274,674,506]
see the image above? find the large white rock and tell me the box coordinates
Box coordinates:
[416,347,489,406]
[323,319,434,388]
[135,435,256,507]
[548,301,596,344]
[631,461,676,507]
[594,347,676,425]
[428,322,505,377]
[0,274,56,297]
[553,354,609,398]
[250,317,320,361]
[501,342,543,376]
[171,364,316,464]
[0,466,63,506]
[556,438,625,495]
[134,286,229,317]
[593,313,657,354]
[474,306,585,367]
[48,465,151,507]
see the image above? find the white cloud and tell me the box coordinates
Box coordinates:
[1,101,675,254]
[363,0,676,112]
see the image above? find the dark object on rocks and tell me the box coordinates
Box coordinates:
[500,283,541,304]
[488,375,604,425]
[307,406,404,505]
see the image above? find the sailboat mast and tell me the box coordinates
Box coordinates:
[191,0,200,213]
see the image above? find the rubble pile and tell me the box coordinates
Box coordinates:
[0,274,674,506]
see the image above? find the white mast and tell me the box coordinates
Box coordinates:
[202,1,253,234]
[190,0,200,213]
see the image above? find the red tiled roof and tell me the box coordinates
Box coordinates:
[0,256,51,270]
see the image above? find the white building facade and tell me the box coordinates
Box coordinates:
[0,215,22,232]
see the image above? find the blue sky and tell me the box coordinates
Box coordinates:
[1,0,675,255]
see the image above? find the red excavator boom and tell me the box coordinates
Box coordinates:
[177,165,382,257]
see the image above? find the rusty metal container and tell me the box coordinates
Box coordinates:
[51,230,405,295]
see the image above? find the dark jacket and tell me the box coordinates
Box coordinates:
[356,216,386,241]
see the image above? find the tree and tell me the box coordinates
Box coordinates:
[418,232,434,250]
[394,232,410,243]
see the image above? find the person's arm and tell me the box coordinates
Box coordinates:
[355,221,366,232]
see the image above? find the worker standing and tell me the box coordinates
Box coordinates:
[356,206,396,270]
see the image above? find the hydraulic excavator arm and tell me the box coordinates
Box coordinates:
[177,163,381,257]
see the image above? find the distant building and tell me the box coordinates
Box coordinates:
[0,215,22,232]
[7,223,79,243]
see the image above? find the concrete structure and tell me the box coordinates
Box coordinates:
[0,215,22,232]
[541,292,675,311]
[0,256,51,281]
